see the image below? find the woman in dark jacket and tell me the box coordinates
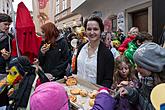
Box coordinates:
[0,13,13,74]
[38,22,69,80]
[73,16,114,88]
[0,13,13,109]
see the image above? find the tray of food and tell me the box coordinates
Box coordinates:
[57,77,103,110]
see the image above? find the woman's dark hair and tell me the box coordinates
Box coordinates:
[0,13,12,23]
[41,22,59,45]
[83,16,104,33]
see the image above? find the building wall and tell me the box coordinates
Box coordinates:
[56,14,81,29]
[0,0,12,15]
[54,0,82,29]
[71,0,151,18]
[71,0,86,12]
[71,0,152,34]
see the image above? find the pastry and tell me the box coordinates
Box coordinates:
[89,98,95,107]
[79,89,88,97]
[88,90,98,99]
[66,77,77,86]
[70,88,80,95]
[44,43,50,48]
[69,95,77,102]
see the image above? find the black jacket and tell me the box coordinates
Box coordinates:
[74,41,114,88]
[0,32,13,74]
[38,37,69,80]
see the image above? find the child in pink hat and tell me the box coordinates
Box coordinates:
[30,82,69,110]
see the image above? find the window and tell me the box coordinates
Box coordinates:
[62,11,67,17]
[6,2,10,14]
[56,0,60,14]
[62,0,67,10]
[55,15,60,22]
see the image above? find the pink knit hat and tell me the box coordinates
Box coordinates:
[30,82,69,110]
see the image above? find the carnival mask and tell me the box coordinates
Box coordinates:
[7,66,22,85]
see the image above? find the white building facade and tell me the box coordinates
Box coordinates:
[0,0,13,15]
[71,0,152,34]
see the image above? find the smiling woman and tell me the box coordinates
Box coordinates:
[73,16,114,89]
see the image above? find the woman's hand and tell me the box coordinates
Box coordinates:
[117,81,129,88]
[45,73,55,81]
[40,44,50,54]
[8,88,14,96]
[33,58,43,73]
[33,58,39,66]
[2,51,11,60]
[119,87,128,97]
[1,49,11,60]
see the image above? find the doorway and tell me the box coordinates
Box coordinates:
[132,9,148,32]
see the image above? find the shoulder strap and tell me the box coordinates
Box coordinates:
[26,74,39,110]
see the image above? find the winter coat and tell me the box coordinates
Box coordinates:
[125,83,155,110]
[0,87,9,107]
[0,32,13,74]
[7,68,49,110]
[38,37,69,80]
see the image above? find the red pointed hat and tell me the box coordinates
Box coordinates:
[16,2,40,62]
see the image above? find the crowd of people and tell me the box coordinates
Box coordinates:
[0,12,165,110]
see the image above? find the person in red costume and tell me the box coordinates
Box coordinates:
[118,27,139,54]
[11,2,41,63]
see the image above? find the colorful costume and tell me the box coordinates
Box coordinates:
[13,2,41,63]
[4,56,49,109]
[124,41,138,65]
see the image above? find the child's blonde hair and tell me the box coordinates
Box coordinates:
[113,55,136,84]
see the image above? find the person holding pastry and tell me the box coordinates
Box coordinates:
[111,56,139,110]
[0,13,13,74]
[38,22,69,80]
[119,42,165,110]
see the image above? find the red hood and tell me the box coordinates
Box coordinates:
[16,2,35,29]
[15,2,40,63]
